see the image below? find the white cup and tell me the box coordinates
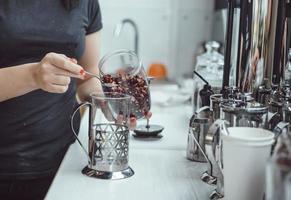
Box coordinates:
[222,127,274,200]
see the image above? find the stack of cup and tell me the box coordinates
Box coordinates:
[222,127,275,200]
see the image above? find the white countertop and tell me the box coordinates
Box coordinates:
[46,148,213,200]
[130,104,191,150]
[45,84,214,200]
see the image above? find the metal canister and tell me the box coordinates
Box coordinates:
[283,99,291,123]
[221,101,268,128]
[210,94,224,121]
[200,84,214,107]
[187,107,211,162]
[269,87,285,117]
[268,87,288,130]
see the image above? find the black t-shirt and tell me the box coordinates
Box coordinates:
[0,0,102,179]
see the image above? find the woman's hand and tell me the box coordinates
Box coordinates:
[33,53,85,93]
[128,117,137,130]
[126,112,152,131]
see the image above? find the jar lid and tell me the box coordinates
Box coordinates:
[244,102,268,114]
[220,100,245,113]
[221,101,268,115]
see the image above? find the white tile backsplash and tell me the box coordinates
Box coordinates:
[99,0,214,80]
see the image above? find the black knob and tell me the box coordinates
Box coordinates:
[200,84,214,107]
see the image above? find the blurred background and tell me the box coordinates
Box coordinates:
[99,0,227,81]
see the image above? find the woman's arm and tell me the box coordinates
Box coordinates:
[77,31,102,101]
[0,53,85,102]
[0,63,38,102]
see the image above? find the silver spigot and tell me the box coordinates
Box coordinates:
[187,106,211,163]
[114,19,139,56]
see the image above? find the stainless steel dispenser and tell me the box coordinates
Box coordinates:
[236,0,279,94]
[221,0,291,129]
[195,0,291,199]
[222,0,290,97]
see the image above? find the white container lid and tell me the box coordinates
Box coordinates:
[222,127,275,146]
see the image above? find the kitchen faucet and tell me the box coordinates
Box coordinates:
[114,18,139,56]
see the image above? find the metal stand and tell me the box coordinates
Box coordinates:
[82,166,134,180]
[133,118,164,138]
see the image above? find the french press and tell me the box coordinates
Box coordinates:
[71,92,134,180]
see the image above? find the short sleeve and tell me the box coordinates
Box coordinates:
[86,0,103,35]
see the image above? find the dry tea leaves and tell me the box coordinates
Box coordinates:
[102,74,150,118]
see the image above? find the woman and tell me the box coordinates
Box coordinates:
[0,0,103,199]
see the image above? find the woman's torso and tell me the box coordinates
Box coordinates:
[0,0,100,179]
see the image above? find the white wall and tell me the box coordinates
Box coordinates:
[99,0,214,80]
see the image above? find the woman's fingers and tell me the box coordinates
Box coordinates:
[116,114,125,124]
[145,111,152,119]
[35,53,87,93]
[45,53,84,77]
[114,114,137,130]
[69,58,78,64]
[128,117,137,130]
[51,66,84,79]
[50,75,71,86]
[46,84,69,94]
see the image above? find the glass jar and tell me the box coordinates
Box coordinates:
[194,41,224,88]
[192,41,224,113]
[99,49,151,119]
